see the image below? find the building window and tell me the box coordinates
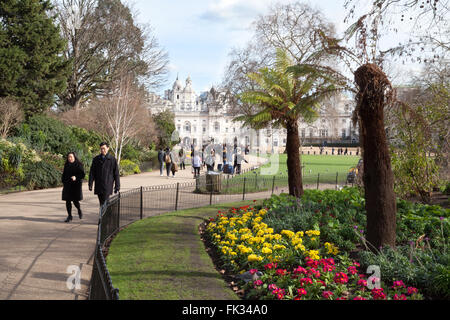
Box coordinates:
[177,94,180,100]
[214,122,220,133]
[274,138,278,147]
[203,127,206,133]
[342,129,346,139]
[184,122,191,133]
[301,129,306,138]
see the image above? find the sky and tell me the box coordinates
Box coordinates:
[126,0,418,95]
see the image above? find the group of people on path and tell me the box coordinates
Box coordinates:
[157,144,249,179]
[61,142,249,223]
[61,142,120,223]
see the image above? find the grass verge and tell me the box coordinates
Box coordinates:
[106,201,262,300]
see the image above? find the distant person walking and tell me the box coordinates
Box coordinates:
[233,147,248,175]
[164,147,174,178]
[192,150,202,178]
[179,148,186,170]
[88,142,120,207]
[62,152,85,223]
[158,147,165,176]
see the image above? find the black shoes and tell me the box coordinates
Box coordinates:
[65,216,73,223]
[78,209,83,220]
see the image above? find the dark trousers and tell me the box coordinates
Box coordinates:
[193,167,200,177]
[66,200,81,217]
[159,162,164,175]
[180,161,186,170]
[165,163,172,176]
[98,194,110,207]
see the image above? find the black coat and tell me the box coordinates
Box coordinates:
[88,153,120,196]
[62,162,85,201]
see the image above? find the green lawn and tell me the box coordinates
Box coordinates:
[195,154,361,194]
[106,201,261,300]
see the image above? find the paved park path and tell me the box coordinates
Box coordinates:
[0,156,266,300]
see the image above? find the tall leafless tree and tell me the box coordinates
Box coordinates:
[53,0,169,111]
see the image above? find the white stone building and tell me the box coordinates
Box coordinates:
[148,76,358,153]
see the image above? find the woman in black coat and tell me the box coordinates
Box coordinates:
[62,152,85,223]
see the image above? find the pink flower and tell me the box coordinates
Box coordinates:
[268,284,278,291]
[336,297,347,300]
[371,288,386,300]
[308,268,321,278]
[322,291,333,299]
[276,269,287,276]
[347,266,358,275]
[249,269,258,275]
[264,263,278,270]
[322,264,335,272]
[392,280,406,290]
[297,288,307,297]
[357,279,368,288]
[353,296,367,300]
[305,257,319,268]
[272,288,286,300]
[317,280,326,287]
[299,277,313,287]
[394,294,407,300]
[407,287,418,295]
[352,261,361,267]
[293,266,308,275]
[334,272,349,284]
[253,280,263,287]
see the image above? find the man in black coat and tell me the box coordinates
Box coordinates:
[89,142,120,207]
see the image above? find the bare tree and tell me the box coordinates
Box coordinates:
[53,0,169,111]
[0,98,23,139]
[91,74,151,165]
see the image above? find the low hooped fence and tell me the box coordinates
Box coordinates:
[88,171,357,300]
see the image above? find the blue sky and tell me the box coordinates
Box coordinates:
[127,0,415,95]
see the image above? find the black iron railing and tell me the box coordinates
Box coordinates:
[88,170,356,299]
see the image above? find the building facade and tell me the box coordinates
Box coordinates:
[148,77,358,153]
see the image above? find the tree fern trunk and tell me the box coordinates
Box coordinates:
[355,63,397,251]
[286,120,303,198]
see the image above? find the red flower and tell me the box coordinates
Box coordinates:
[276,269,287,276]
[347,266,358,275]
[407,287,418,295]
[353,296,367,300]
[299,277,313,287]
[334,272,349,284]
[394,294,407,300]
[293,266,308,275]
[371,288,386,300]
[322,291,333,299]
[297,288,307,297]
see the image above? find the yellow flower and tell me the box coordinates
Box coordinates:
[247,254,263,262]
[273,244,286,251]
[306,230,320,237]
[324,242,339,255]
[281,230,295,238]
[258,209,267,216]
[261,247,272,255]
[307,250,320,260]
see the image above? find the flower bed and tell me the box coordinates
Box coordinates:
[205,202,423,300]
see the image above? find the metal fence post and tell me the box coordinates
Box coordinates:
[140,186,143,219]
[209,183,213,206]
[175,183,180,210]
[335,172,339,190]
[272,175,276,195]
[317,173,320,190]
[242,177,247,201]
[117,192,121,229]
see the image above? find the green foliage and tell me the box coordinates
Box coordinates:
[357,246,450,300]
[120,159,141,176]
[260,188,449,299]
[153,110,177,149]
[22,160,61,189]
[0,0,70,118]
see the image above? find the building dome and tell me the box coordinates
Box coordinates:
[184,76,194,93]
[173,75,183,91]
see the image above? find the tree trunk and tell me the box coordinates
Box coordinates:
[355,63,397,252]
[286,120,303,198]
